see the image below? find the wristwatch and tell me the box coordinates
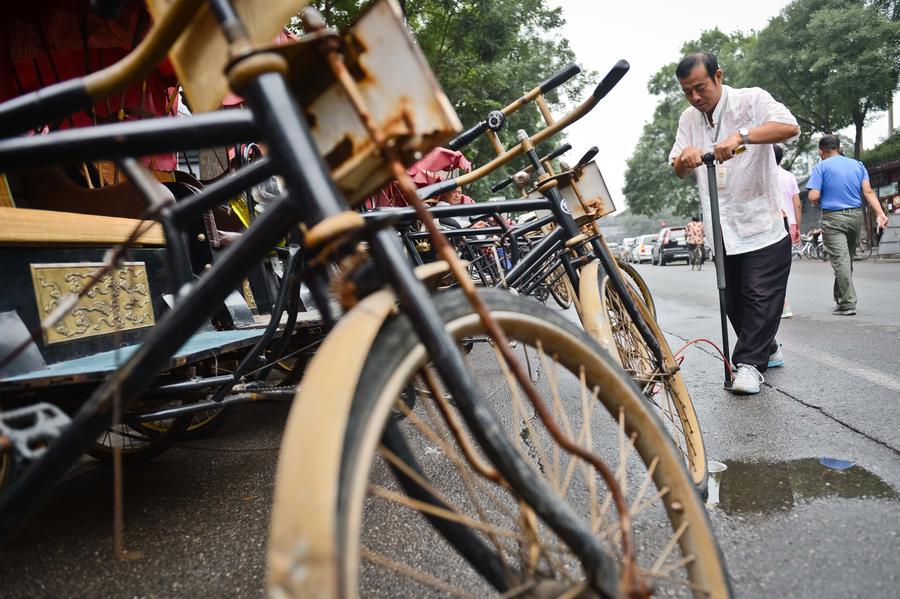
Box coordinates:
[739,127,750,146]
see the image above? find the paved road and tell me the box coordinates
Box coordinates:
[630,256,900,598]
[1,257,898,597]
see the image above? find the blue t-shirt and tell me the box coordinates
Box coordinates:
[806,155,869,210]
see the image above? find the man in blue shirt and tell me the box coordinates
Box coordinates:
[806,135,889,315]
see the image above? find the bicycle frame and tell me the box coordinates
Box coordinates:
[0,1,625,589]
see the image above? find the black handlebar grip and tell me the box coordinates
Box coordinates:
[447,121,489,151]
[0,79,92,138]
[592,59,630,101]
[417,179,459,201]
[576,146,599,168]
[702,152,716,165]
[491,177,514,193]
[539,63,582,95]
[542,143,572,163]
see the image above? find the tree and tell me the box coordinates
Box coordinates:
[745,0,900,158]
[623,29,754,217]
[300,0,586,200]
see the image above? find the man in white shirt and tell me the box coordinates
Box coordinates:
[669,52,800,395]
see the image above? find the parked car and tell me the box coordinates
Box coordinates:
[630,234,657,264]
[607,241,620,256]
[653,226,690,265]
[620,237,636,262]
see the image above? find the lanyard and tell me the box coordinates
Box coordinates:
[705,87,729,145]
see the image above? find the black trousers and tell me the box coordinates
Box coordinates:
[723,235,791,372]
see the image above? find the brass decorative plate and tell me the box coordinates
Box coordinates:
[30,262,156,345]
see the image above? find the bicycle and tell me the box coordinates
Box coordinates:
[407,96,708,494]
[0,1,730,596]
[690,244,704,271]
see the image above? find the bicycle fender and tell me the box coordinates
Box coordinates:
[577,260,622,366]
[267,261,451,598]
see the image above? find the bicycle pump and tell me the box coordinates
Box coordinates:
[702,152,733,388]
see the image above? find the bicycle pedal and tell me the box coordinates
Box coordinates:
[0,403,71,461]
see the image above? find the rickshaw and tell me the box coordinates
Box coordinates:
[0,1,322,486]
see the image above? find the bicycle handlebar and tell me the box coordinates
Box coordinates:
[539,63,582,95]
[447,62,582,152]
[592,60,629,100]
[490,143,572,192]
[574,146,598,169]
[447,121,489,151]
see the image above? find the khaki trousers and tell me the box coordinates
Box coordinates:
[822,209,863,310]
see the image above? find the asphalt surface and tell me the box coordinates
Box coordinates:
[630,256,900,598]
[1,257,898,597]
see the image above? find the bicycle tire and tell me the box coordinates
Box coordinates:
[268,289,730,597]
[598,277,708,492]
[548,265,574,309]
[177,404,240,440]
[616,258,657,320]
[88,401,191,464]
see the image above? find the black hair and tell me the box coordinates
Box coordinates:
[676,52,719,81]
[819,134,841,152]
[773,144,784,165]
[691,215,700,222]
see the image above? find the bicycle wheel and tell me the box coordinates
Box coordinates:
[598,277,707,492]
[177,404,239,440]
[548,265,574,309]
[616,258,657,320]
[88,399,191,464]
[269,289,730,597]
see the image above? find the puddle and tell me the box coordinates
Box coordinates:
[707,457,898,514]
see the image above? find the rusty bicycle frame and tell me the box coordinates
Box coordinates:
[408,64,709,494]
[0,0,649,595]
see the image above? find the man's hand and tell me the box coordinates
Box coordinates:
[676,147,703,171]
[714,133,742,163]
[789,223,799,245]
[877,213,889,229]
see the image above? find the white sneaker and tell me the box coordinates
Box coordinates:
[731,364,764,395]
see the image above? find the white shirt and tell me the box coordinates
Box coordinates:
[777,167,800,226]
[668,85,799,254]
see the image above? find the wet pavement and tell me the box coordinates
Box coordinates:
[1,258,899,597]
[634,258,900,598]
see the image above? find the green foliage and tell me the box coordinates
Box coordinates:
[301,0,585,200]
[861,129,900,166]
[624,0,900,216]
[744,0,900,158]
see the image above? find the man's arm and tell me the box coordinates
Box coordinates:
[714,122,802,162]
[806,164,822,204]
[673,147,703,178]
[669,110,701,178]
[862,180,890,228]
[791,192,802,243]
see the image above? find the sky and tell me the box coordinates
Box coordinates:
[552,0,898,213]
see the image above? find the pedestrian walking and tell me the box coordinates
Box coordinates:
[669,52,800,395]
[806,134,890,316]
[774,144,801,319]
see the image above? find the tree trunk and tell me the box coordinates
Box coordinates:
[853,120,864,159]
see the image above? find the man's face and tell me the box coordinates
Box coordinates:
[678,64,723,114]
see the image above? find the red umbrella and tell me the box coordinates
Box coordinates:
[407,147,472,187]
[365,147,472,209]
